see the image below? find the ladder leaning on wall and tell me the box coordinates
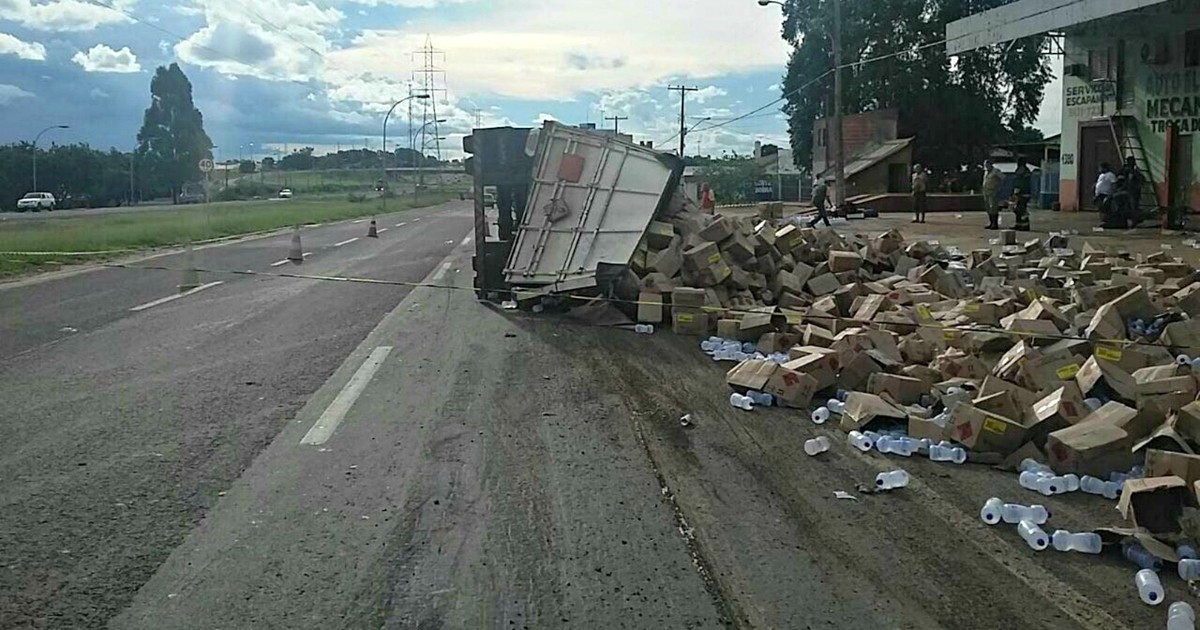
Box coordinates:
[1107,115,1164,217]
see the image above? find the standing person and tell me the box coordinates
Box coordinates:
[1094,162,1117,227]
[808,178,832,228]
[982,160,1003,230]
[699,182,716,214]
[1119,155,1144,226]
[1011,157,1032,231]
[911,164,928,223]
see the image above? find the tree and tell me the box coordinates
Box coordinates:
[261,156,275,171]
[238,160,257,174]
[136,63,212,203]
[781,0,1051,175]
[696,154,765,205]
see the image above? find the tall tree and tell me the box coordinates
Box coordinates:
[781,0,1052,175]
[136,63,212,202]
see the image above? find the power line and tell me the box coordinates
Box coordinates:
[667,85,699,157]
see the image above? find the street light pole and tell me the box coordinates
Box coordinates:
[32,124,68,191]
[382,94,429,211]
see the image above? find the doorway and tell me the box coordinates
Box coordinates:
[888,163,909,193]
[1170,133,1193,209]
[1078,123,1121,211]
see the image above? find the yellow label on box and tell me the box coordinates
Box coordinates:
[983,418,1008,434]
[1096,346,1123,362]
[964,303,981,313]
[915,304,933,321]
[1026,289,1038,302]
[943,330,958,341]
[708,252,722,264]
[677,313,695,323]
[1056,363,1081,379]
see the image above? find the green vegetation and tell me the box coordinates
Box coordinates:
[0,193,453,277]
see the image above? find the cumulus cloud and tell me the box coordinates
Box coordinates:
[0,0,133,31]
[0,32,46,60]
[694,86,727,103]
[72,44,141,73]
[0,83,35,105]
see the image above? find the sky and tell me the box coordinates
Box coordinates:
[0,0,1061,162]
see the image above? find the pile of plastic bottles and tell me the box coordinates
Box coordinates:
[699,337,789,364]
[1016,458,1141,500]
[728,390,775,411]
[979,496,1096,553]
[1129,315,1172,339]
[844,428,967,465]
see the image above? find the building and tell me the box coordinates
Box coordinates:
[948,0,1200,213]
[812,109,915,196]
[753,142,804,201]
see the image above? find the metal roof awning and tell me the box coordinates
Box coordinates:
[945,0,1171,55]
[504,121,680,294]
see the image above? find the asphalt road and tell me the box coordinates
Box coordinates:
[0,201,473,628]
[0,204,1180,629]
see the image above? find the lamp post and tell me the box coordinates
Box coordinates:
[382,94,429,210]
[32,124,68,191]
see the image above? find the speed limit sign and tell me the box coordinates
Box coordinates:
[198,158,214,173]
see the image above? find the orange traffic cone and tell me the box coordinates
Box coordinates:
[287,226,303,262]
[367,218,378,238]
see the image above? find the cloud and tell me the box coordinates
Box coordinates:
[0,83,35,105]
[694,86,727,103]
[0,0,133,31]
[72,44,141,73]
[89,87,110,99]
[328,0,788,101]
[0,32,46,60]
[174,0,341,82]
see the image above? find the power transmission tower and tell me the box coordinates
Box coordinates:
[667,85,698,157]
[473,108,482,130]
[604,115,628,136]
[412,35,447,190]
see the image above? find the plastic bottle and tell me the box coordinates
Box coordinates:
[929,443,967,464]
[1051,530,1102,554]
[1178,354,1193,366]
[1178,544,1199,560]
[1135,569,1164,606]
[634,324,654,334]
[875,469,910,490]
[747,391,774,407]
[1124,542,1164,571]
[1081,475,1122,499]
[979,497,1004,525]
[1084,397,1102,411]
[1017,520,1049,551]
[835,389,849,402]
[847,430,873,452]
[811,407,830,424]
[729,393,753,411]
[827,399,847,415]
[741,342,756,354]
[1179,558,1200,581]
[1168,602,1196,630]
[1001,503,1049,525]
[1062,473,1080,492]
[1018,458,1053,475]
[876,436,916,457]
[804,436,831,456]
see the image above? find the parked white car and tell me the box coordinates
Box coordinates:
[16,192,56,211]
[279,188,293,199]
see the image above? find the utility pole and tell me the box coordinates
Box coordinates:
[604,115,628,136]
[667,85,698,157]
[831,0,846,213]
[129,151,135,206]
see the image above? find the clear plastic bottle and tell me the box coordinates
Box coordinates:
[1001,503,1049,525]
[1018,458,1052,475]
[1124,542,1164,571]
[729,393,753,411]
[634,324,654,334]
[1169,602,1196,630]
[1062,473,1080,492]
[827,399,846,415]
[1051,530,1101,554]
[835,389,849,402]
[747,391,774,407]
[1135,569,1164,606]
[741,342,756,354]
[811,407,830,424]
[1081,475,1121,499]
[875,469,910,490]
[847,430,873,452]
[1084,397,1103,411]
[1178,354,1193,366]
[929,444,967,464]
[1017,520,1049,551]
[876,436,916,457]
[804,436,831,456]
[1179,544,1199,560]
[980,497,1003,525]
[1179,558,1200,581]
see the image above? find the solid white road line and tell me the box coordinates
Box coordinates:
[395,222,406,227]
[333,237,359,247]
[270,252,312,267]
[300,346,393,445]
[377,227,389,233]
[352,219,365,224]
[460,235,472,246]
[130,282,225,312]
[431,261,453,283]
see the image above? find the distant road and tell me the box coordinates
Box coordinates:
[0,197,307,221]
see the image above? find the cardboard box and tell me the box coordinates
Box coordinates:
[783,352,838,391]
[974,391,1024,425]
[1145,449,1200,488]
[807,273,841,296]
[932,349,990,380]
[909,414,949,441]
[725,359,778,392]
[948,403,1029,455]
[671,287,707,308]
[839,392,908,432]
[1117,476,1188,534]
[867,373,924,405]
[1084,302,1125,342]
[765,367,820,409]
[647,243,683,277]
[740,306,782,337]
[637,291,664,324]
[716,318,741,340]
[646,221,676,249]
[979,375,1041,410]
[828,250,863,273]
[756,332,797,354]
[1046,420,1134,476]
[1075,355,1138,402]
[672,310,709,336]
[1027,384,1087,443]
[801,324,835,348]
[699,217,734,242]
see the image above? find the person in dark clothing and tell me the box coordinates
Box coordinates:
[911,164,928,223]
[1011,157,1032,231]
[808,179,832,228]
[1119,156,1144,226]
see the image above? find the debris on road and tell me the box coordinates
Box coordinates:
[833,491,858,501]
